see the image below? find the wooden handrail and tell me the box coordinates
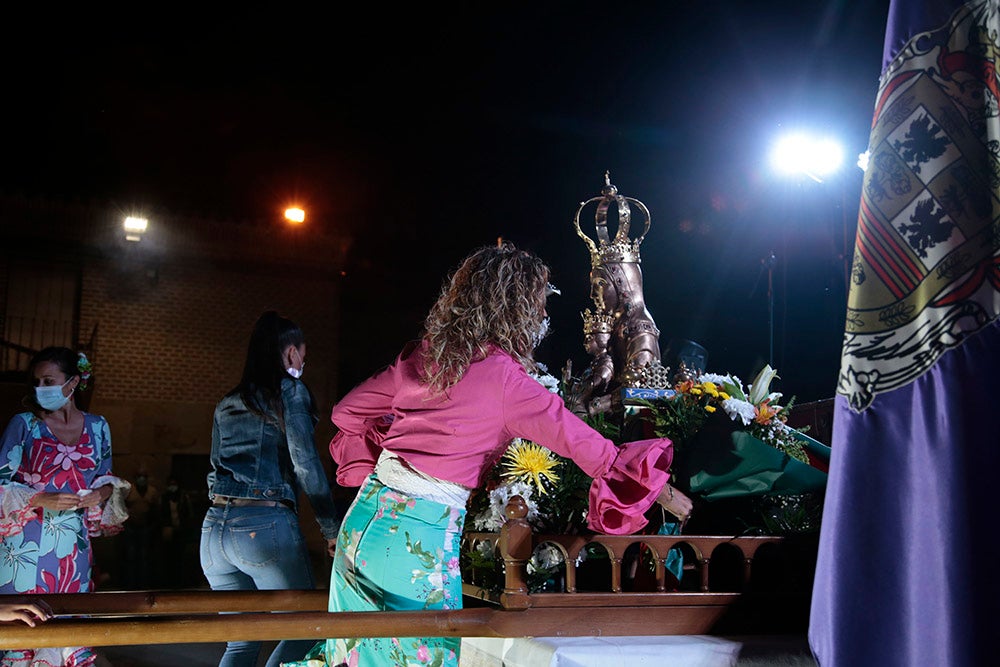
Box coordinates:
[0,603,752,649]
[1,589,329,615]
[1,498,797,649]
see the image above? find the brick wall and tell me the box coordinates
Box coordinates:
[80,256,343,466]
[2,196,350,585]
[79,259,341,407]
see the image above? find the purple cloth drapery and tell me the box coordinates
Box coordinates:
[809,2,1000,665]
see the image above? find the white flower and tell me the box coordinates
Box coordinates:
[471,481,541,531]
[530,364,561,394]
[771,421,794,436]
[699,372,746,401]
[531,544,564,570]
[747,365,780,404]
[722,397,756,426]
[471,507,504,532]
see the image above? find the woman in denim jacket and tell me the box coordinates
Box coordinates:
[200,311,341,667]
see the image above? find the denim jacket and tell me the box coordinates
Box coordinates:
[207,377,341,539]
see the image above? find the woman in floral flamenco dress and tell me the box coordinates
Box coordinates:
[0,347,130,667]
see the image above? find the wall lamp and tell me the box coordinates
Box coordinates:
[123,216,149,242]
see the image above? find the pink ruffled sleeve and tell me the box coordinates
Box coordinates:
[330,346,412,487]
[586,438,672,535]
[329,415,393,487]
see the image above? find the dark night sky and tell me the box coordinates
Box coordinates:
[1,2,892,401]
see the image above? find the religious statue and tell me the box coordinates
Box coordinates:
[574,307,616,409]
[567,173,673,415]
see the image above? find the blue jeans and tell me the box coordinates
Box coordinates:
[200,504,317,667]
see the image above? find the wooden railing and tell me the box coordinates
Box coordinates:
[467,499,782,597]
[462,495,790,633]
[0,591,726,648]
[1,496,801,648]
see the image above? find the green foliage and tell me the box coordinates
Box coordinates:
[745,395,810,464]
[541,455,592,534]
[460,539,503,595]
[582,411,620,441]
[755,492,824,535]
[633,397,712,451]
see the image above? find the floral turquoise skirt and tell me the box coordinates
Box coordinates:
[283,475,466,667]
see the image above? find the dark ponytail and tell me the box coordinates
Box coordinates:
[229,311,307,423]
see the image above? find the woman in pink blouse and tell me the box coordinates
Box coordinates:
[288,243,691,667]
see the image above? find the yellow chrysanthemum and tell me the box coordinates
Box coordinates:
[501,440,560,495]
[704,404,717,413]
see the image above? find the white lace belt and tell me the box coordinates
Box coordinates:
[374,450,472,508]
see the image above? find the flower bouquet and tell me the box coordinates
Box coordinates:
[460,364,830,594]
[635,365,829,534]
[463,438,598,594]
[463,366,596,593]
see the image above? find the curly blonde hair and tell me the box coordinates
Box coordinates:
[421,243,550,392]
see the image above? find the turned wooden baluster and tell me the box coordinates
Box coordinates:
[699,555,711,592]
[654,553,667,592]
[610,553,623,593]
[499,494,532,609]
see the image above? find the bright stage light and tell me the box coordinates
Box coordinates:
[770,133,845,182]
[284,208,305,224]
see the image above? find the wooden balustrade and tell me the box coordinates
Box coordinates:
[1,496,799,649]
[0,603,732,649]
[464,494,785,609]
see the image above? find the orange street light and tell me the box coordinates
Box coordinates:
[284,207,306,224]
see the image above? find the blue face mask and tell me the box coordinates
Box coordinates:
[35,379,73,411]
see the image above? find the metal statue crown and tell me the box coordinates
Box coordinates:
[573,171,651,268]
